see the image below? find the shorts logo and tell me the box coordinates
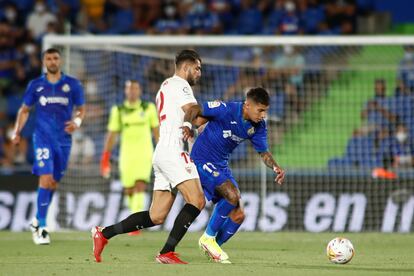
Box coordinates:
[213,171,220,177]
[62,83,71,92]
[38,161,45,167]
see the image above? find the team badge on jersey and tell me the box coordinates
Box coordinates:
[247,127,255,135]
[62,83,71,92]
[207,101,222,108]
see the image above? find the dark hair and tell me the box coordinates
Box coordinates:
[175,49,201,67]
[42,48,61,57]
[246,87,270,106]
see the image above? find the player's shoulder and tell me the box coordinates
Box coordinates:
[63,74,82,85]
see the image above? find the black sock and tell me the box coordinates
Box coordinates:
[159,203,201,254]
[102,211,155,239]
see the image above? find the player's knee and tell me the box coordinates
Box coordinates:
[231,209,245,224]
[150,214,166,225]
[225,193,240,206]
[188,194,205,210]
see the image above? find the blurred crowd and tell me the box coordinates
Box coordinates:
[0,0,398,173]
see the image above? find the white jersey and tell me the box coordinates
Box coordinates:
[155,75,197,150]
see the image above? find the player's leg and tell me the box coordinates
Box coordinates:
[158,178,205,255]
[205,180,240,238]
[216,203,245,246]
[92,167,176,263]
[30,140,56,245]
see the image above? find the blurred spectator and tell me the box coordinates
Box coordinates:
[360,79,397,134]
[300,0,325,34]
[397,45,414,92]
[106,0,135,34]
[277,0,302,35]
[391,124,414,168]
[236,0,263,34]
[209,0,234,33]
[76,0,106,33]
[270,45,305,114]
[263,0,285,34]
[323,0,356,34]
[69,129,96,166]
[0,20,18,92]
[132,0,161,32]
[152,2,183,34]
[26,0,57,41]
[183,0,221,34]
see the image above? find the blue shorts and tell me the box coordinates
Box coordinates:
[195,161,239,203]
[32,135,71,182]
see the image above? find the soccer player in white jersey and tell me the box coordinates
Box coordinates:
[92,50,205,264]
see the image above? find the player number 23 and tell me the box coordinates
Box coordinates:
[36,148,50,160]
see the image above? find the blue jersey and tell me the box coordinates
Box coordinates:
[191,101,268,168]
[23,73,85,146]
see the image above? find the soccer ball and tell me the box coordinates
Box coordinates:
[326,237,355,264]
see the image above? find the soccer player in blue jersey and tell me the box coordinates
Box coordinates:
[12,48,85,245]
[182,87,285,263]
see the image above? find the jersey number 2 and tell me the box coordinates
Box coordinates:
[156,91,166,124]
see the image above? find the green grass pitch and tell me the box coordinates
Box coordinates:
[0,231,413,276]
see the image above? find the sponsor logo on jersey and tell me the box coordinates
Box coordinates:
[222,130,244,143]
[247,127,255,135]
[36,86,44,92]
[230,121,237,124]
[62,83,70,92]
[39,96,69,106]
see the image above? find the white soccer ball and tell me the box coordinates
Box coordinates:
[326,237,355,264]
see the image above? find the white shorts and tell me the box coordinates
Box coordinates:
[152,145,199,192]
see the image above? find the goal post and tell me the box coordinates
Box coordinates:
[43,35,414,233]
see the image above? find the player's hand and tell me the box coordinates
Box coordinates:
[11,132,21,145]
[181,126,194,141]
[273,166,286,185]
[100,151,111,179]
[64,120,78,134]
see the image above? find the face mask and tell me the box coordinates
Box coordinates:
[5,9,16,21]
[284,45,293,55]
[35,4,46,13]
[86,81,97,96]
[396,132,408,143]
[193,3,206,14]
[285,1,295,12]
[24,44,36,55]
[165,6,176,17]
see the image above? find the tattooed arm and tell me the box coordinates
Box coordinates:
[259,151,286,185]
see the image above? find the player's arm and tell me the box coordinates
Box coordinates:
[152,127,159,143]
[100,130,119,178]
[11,104,31,145]
[65,105,85,134]
[182,103,208,141]
[259,151,285,185]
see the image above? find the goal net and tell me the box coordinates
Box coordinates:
[43,35,414,233]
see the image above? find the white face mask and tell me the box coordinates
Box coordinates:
[396,132,408,143]
[5,8,16,21]
[24,44,36,55]
[35,4,46,13]
[285,1,295,12]
[405,52,413,60]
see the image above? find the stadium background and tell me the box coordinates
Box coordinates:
[0,0,413,235]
